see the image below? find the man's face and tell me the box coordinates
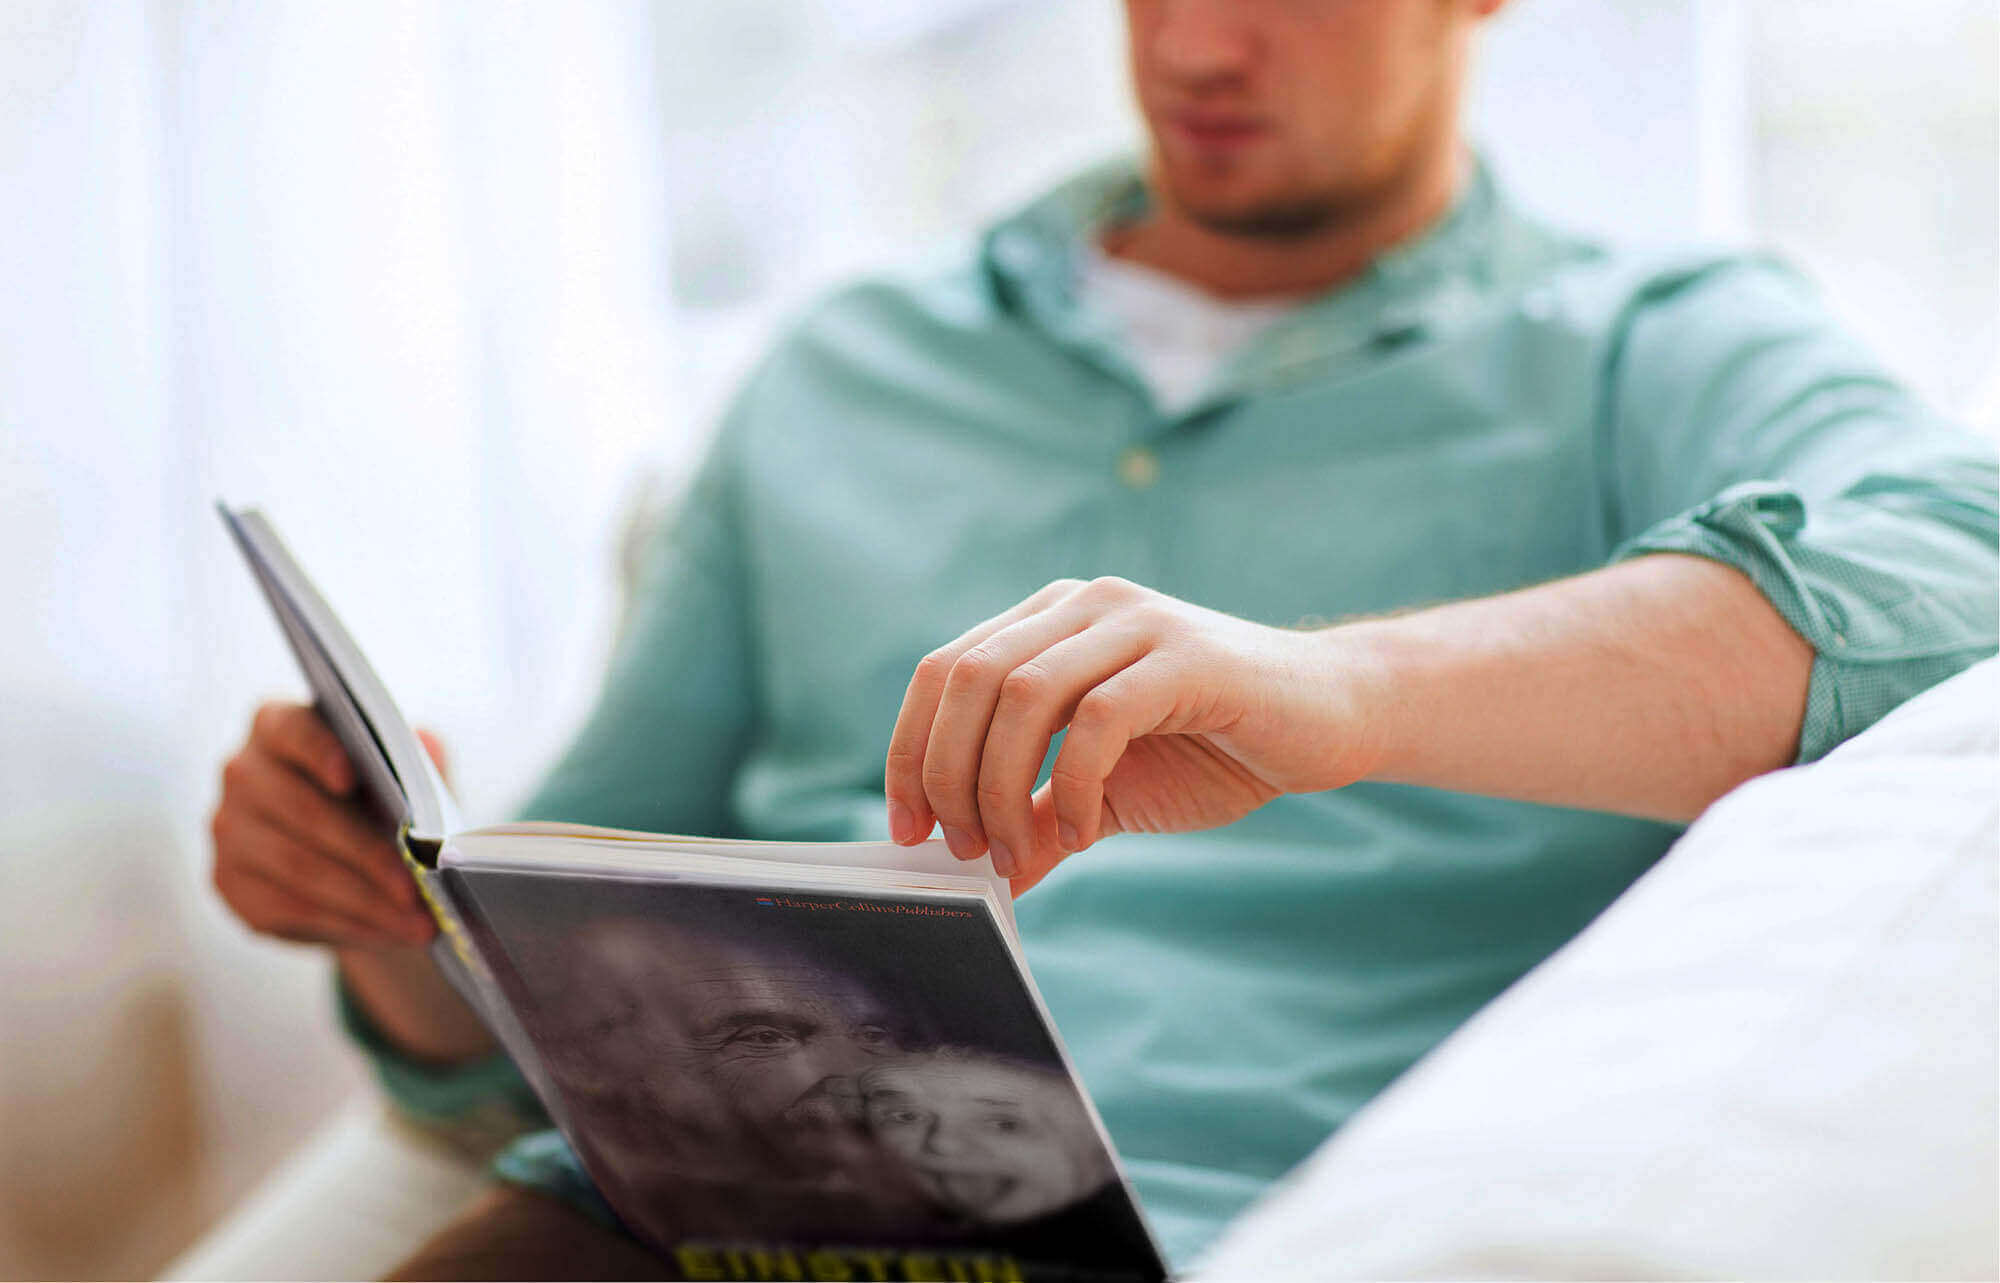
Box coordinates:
[1125,0,1476,238]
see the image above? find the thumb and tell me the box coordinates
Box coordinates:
[1006,787,1066,897]
[415,728,452,786]
[1009,784,1122,897]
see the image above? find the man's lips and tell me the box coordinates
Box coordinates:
[1163,110,1269,148]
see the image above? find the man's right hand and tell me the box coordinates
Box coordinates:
[210,700,436,948]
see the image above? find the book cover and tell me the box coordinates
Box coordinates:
[448,863,1165,1282]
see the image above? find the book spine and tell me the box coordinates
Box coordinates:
[409,840,575,1130]
[402,827,487,982]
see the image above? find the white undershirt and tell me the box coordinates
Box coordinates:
[1076,246,1302,415]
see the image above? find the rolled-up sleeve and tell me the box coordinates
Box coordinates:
[1603,258,1998,763]
[336,975,549,1151]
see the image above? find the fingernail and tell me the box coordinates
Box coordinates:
[1057,821,1079,852]
[941,826,981,861]
[887,798,914,844]
[987,839,1016,878]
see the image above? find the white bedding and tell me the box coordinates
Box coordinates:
[1198,658,1999,1280]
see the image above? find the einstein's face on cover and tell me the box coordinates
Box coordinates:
[527,919,910,1185]
[859,1051,1115,1225]
[675,957,902,1137]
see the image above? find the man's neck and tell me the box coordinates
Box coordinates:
[1102,146,1467,302]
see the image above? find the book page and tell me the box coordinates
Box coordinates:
[219,504,459,846]
[460,822,1019,934]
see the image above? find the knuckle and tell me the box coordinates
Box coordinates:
[996,664,1048,710]
[1084,575,1136,603]
[919,758,959,790]
[883,745,925,776]
[974,777,1019,808]
[1072,688,1119,731]
[1037,577,1087,604]
[250,701,291,743]
[919,761,966,805]
[219,754,252,797]
[948,648,999,688]
[912,650,955,687]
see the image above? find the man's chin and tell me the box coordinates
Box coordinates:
[1188,203,1346,240]
[1154,174,1345,240]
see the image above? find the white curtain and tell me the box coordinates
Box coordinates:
[2,2,678,1273]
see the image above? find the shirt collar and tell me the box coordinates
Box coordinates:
[981,154,1536,414]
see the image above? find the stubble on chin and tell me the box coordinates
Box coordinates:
[1146,152,1357,242]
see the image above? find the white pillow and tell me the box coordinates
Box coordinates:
[1197,658,1998,1281]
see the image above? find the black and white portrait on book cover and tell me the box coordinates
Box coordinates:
[449,868,1164,1282]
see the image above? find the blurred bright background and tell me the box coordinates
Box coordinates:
[1,0,1993,1276]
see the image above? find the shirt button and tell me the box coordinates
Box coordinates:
[1117,446,1160,490]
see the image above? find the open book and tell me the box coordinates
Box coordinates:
[220,505,1168,1282]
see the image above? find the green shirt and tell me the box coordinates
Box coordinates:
[350,160,1999,1268]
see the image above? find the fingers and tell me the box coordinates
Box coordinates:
[416,728,451,783]
[1047,655,1178,854]
[888,578,1177,880]
[251,701,355,796]
[226,747,418,910]
[1008,782,1121,897]
[885,579,1083,847]
[212,809,432,947]
[239,866,430,948]
[918,604,1112,869]
[969,623,1152,876]
[217,700,431,950]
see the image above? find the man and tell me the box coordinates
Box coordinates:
[211,0,1998,1275]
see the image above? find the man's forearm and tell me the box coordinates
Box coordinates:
[1336,553,1815,823]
